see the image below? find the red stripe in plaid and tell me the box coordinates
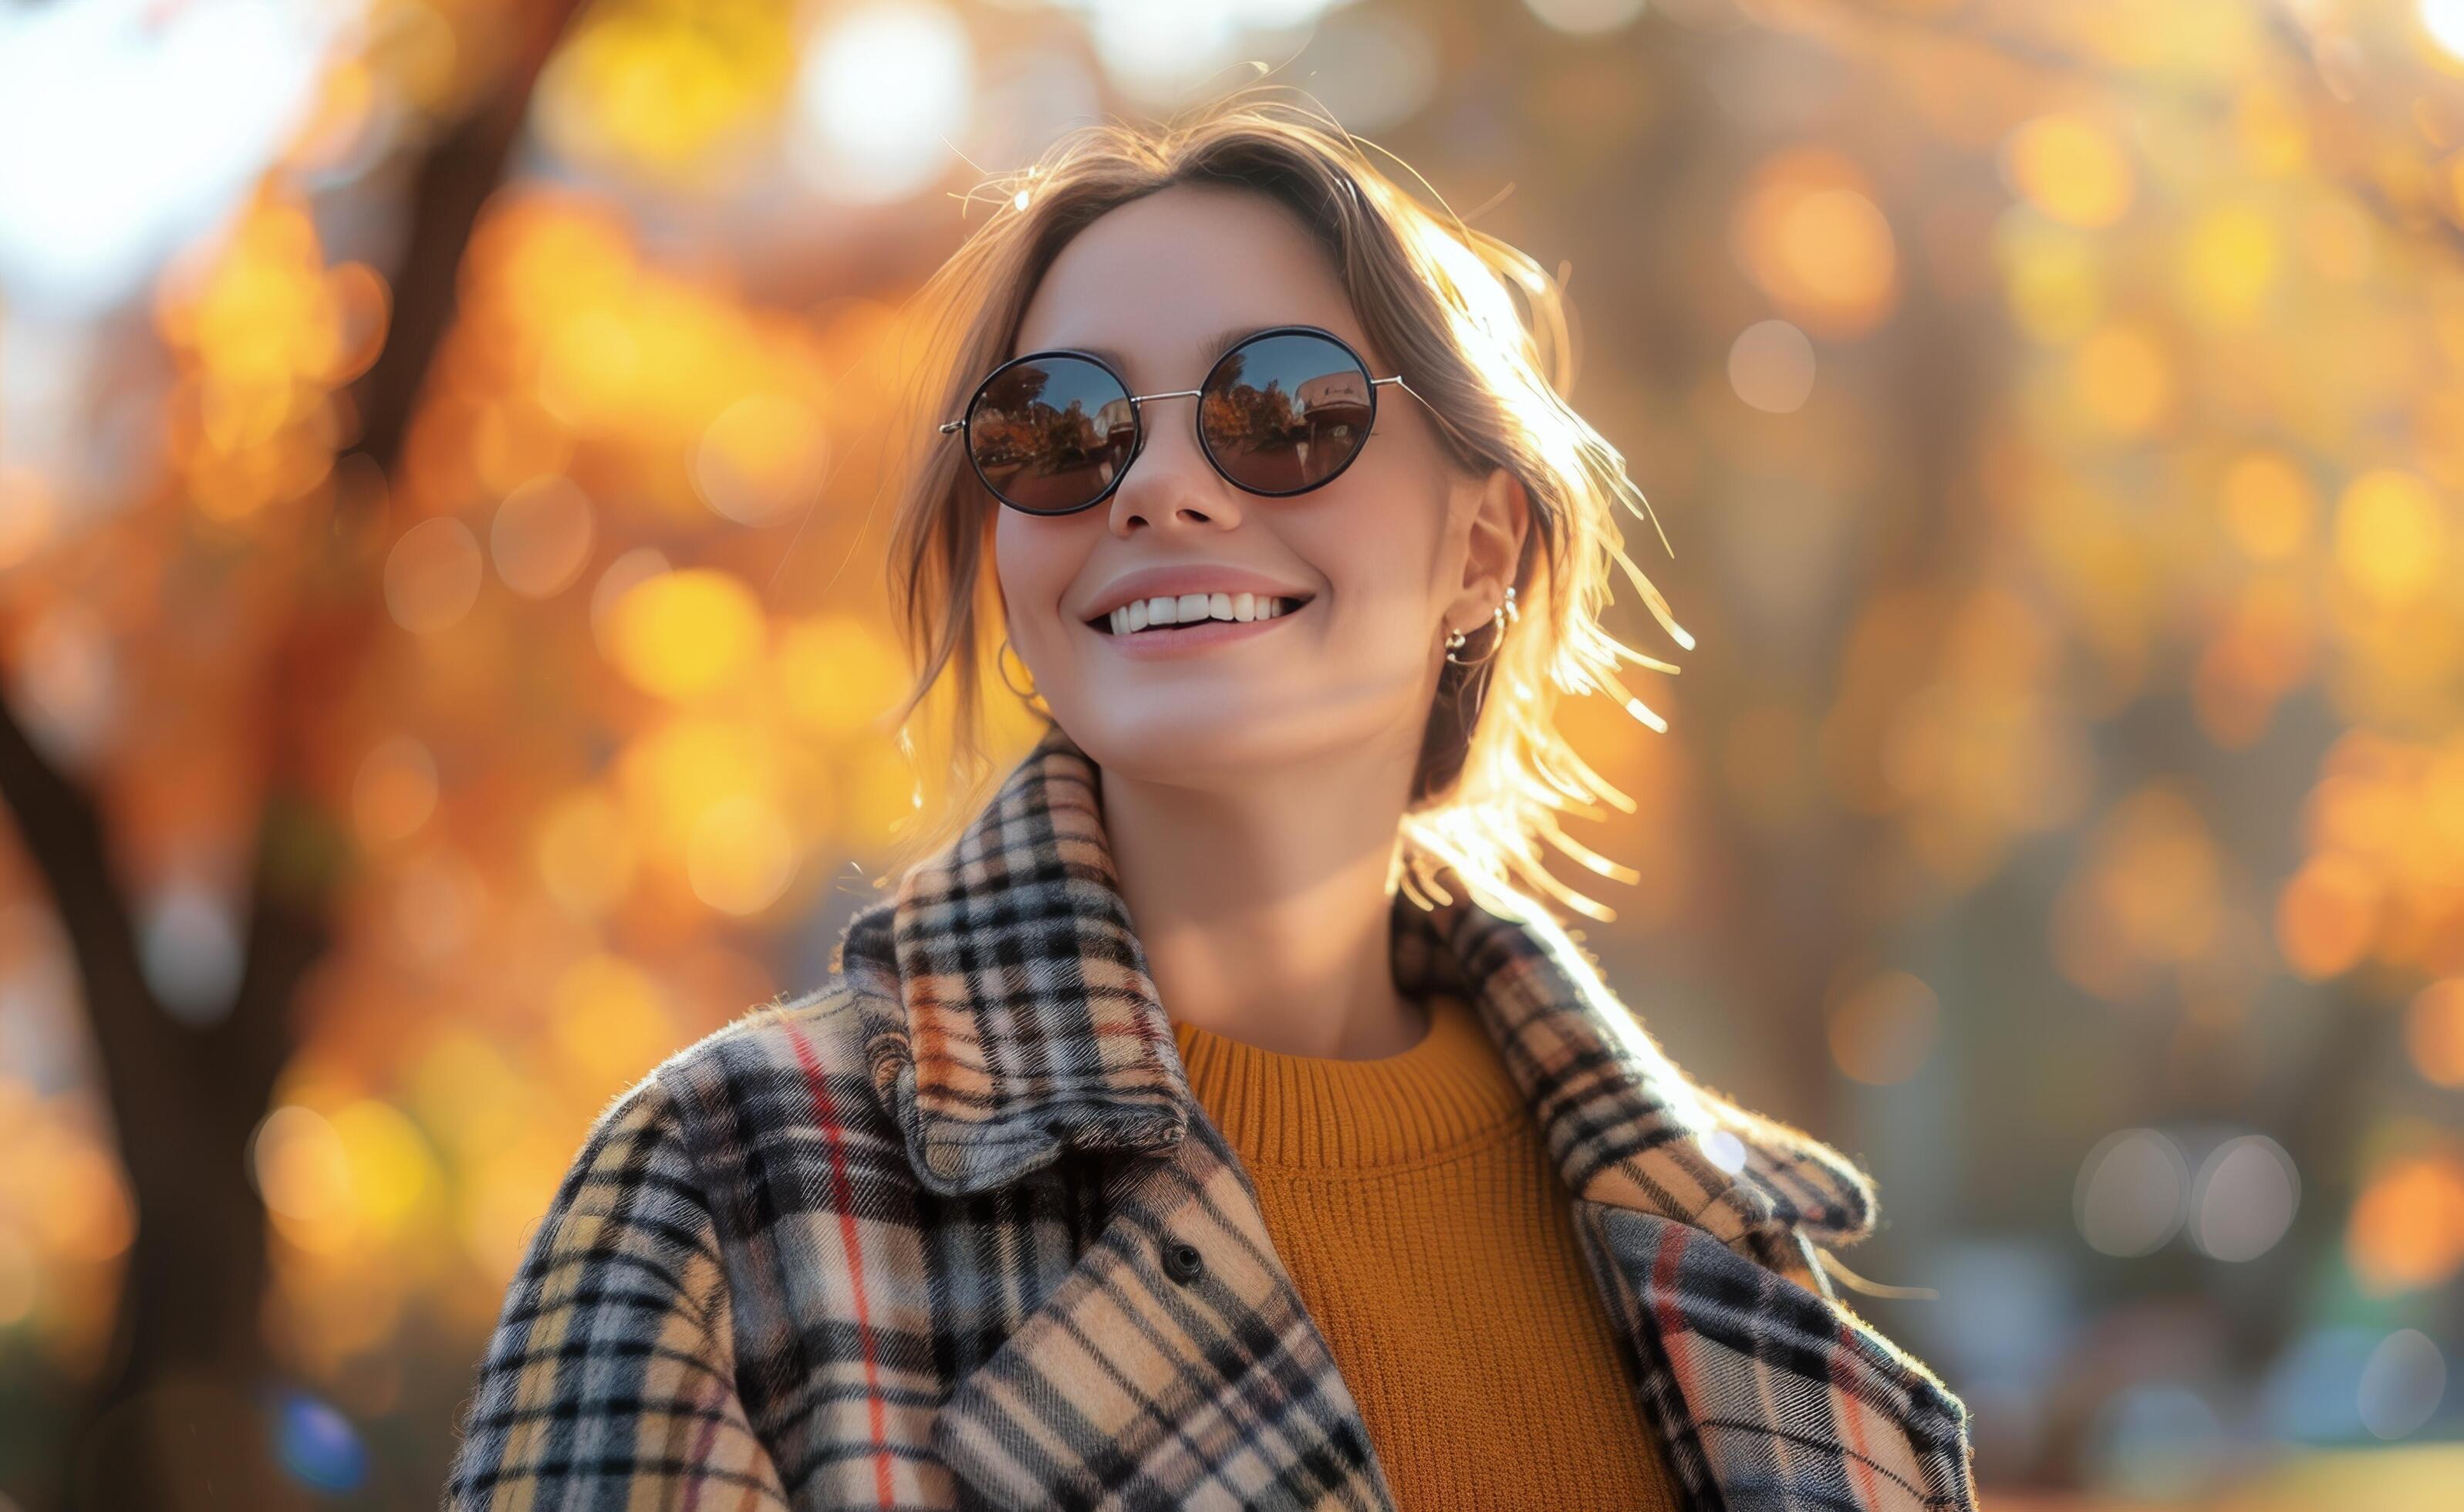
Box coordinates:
[787,1019,897,1509]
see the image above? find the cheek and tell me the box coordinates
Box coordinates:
[992,511,1075,623]
[1303,466,1450,626]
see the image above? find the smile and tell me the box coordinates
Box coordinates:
[1085,593,1314,656]
[1089,592,1310,636]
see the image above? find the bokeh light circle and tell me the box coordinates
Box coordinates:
[2076,1127,2189,1257]
[2189,1134,2299,1263]
[1729,319,1817,414]
[383,516,484,634]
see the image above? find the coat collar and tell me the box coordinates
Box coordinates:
[841,721,1878,1252]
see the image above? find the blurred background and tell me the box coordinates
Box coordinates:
[0,0,2460,1507]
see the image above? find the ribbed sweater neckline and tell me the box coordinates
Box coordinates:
[1167,992,1527,1171]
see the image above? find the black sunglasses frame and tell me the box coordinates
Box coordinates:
[937,323,1412,516]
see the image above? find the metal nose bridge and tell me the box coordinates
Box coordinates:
[938,388,1199,436]
[938,375,1407,436]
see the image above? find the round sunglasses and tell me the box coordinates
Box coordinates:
[937,324,1419,515]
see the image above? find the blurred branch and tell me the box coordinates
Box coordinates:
[352,0,592,474]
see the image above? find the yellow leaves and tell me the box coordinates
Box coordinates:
[685,794,799,916]
[474,194,636,326]
[694,393,829,525]
[2178,204,2279,329]
[252,1100,442,1255]
[2333,468,2449,607]
[537,306,646,430]
[455,193,837,524]
[604,567,767,700]
[2071,322,2176,437]
[548,955,672,1092]
[613,711,833,917]
[535,0,796,181]
[2233,83,2310,177]
[154,189,390,523]
[2003,113,2135,229]
[2219,451,2315,560]
[771,616,903,737]
[1997,218,2105,345]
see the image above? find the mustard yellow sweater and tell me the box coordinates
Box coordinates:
[1170,989,1680,1510]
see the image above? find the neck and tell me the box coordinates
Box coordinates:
[1094,737,1427,1061]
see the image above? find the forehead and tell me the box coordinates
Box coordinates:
[1011,185,1369,384]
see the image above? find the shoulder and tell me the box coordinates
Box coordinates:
[630,969,912,1183]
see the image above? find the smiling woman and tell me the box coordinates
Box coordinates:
[446,89,1981,1510]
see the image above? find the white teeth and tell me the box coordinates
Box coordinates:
[1106,595,1301,634]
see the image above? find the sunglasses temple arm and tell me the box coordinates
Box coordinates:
[1386,375,1481,453]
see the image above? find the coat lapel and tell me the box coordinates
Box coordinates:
[928,1116,1394,1508]
[844,723,1974,1510]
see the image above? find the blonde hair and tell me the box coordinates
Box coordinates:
[877,89,1689,925]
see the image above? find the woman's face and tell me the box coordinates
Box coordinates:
[991,184,1521,788]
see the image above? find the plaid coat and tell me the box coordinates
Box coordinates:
[447,722,1978,1510]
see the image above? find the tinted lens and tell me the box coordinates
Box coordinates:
[966,353,1137,514]
[1199,332,1375,494]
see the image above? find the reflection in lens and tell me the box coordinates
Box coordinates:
[1200,332,1373,494]
[967,354,1136,513]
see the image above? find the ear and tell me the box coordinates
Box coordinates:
[1449,466,1532,626]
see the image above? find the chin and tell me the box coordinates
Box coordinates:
[1066,713,1278,778]
[1060,702,1399,788]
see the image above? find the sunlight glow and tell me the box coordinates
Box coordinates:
[791,2,973,204]
[0,0,342,312]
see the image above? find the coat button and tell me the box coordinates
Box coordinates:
[1163,1239,1204,1284]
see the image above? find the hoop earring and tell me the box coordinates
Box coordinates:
[995,636,1050,714]
[1443,585,1517,667]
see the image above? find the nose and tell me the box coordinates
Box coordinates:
[1105,398,1244,537]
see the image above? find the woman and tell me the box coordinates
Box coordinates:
[448,95,1978,1510]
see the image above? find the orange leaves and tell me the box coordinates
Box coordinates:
[2050,783,2233,1007]
[156,189,388,527]
[2347,1148,2464,1296]
[1730,148,1900,339]
[2278,732,2464,982]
